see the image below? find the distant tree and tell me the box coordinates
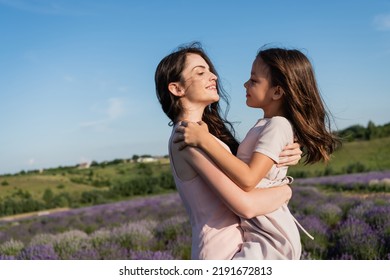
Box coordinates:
[140,154,152,158]
[337,121,390,142]
[43,189,54,205]
[375,122,390,138]
[338,125,366,141]
[132,155,139,161]
[107,159,122,165]
[366,121,377,140]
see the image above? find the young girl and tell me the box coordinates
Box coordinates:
[173,46,341,259]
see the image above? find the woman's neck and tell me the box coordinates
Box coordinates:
[176,106,205,123]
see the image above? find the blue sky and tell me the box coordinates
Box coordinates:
[1,0,389,175]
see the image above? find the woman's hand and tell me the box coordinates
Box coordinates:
[173,121,209,150]
[277,142,302,167]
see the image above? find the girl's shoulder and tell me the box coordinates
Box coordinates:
[263,116,293,130]
[262,116,294,140]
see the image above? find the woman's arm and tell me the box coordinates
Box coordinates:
[278,142,302,167]
[179,145,291,219]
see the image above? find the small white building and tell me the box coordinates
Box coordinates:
[78,162,91,169]
[137,157,158,163]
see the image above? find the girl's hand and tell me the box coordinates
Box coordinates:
[277,142,302,167]
[173,121,209,150]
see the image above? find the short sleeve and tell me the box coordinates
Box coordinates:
[254,117,294,164]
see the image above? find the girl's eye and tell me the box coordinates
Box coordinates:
[198,72,205,75]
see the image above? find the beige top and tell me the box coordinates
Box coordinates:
[233,117,302,260]
[168,127,243,260]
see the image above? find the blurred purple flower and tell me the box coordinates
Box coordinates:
[295,171,390,186]
[97,242,129,260]
[69,248,100,260]
[129,250,174,260]
[53,230,91,259]
[0,239,24,256]
[111,221,155,250]
[364,205,390,230]
[29,233,56,247]
[0,255,15,260]
[0,193,185,245]
[295,215,329,259]
[18,244,58,260]
[338,253,354,260]
[336,216,379,259]
[317,203,343,226]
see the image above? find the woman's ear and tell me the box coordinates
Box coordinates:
[168,82,185,97]
[272,86,285,101]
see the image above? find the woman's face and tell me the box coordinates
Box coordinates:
[179,53,219,106]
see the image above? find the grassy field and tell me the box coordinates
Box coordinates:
[0,174,97,200]
[0,158,171,201]
[289,136,390,177]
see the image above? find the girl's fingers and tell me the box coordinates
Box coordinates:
[172,132,184,143]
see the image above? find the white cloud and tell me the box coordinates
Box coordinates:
[79,119,108,132]
[107,98,125,120]
[373,14,390,31]
[79,98,125,131]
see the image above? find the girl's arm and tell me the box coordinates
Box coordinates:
[175,120,300,191]
[178,144,291,219]
[175,122,302,165]
[175,122,273,191]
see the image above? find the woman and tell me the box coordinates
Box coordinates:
[155,42,301,259]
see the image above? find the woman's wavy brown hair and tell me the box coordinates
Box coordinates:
[155,42,239,155]
[258,47,341,164]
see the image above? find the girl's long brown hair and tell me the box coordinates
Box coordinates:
[155,42,239,155]
[258,47,341,164]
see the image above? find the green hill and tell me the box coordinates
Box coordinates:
[288,136,390,178]
[0,158,173,217]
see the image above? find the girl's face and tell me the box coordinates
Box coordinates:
[180,53,219,106]
[244,58,276,110]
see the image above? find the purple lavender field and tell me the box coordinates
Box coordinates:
[1,171,390,260]
[295,170,390,191]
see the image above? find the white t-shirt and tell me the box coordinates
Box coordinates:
[237,116,294,188]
